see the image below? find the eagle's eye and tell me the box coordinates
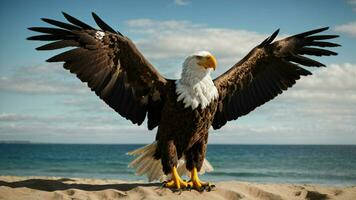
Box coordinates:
[195,55,203,59]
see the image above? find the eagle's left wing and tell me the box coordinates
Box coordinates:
[28,12,168,130]
[212,27,339,129]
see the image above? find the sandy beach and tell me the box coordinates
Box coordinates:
[0,176,355,200]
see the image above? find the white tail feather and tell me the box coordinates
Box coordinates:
[200,158,214,174]
[128,142,165,182]
[127,141,214,182]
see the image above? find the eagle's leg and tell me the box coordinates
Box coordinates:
[185,139,213,191]
[160,140,189,190]
[188,167,212,190]
[164,166,189,189]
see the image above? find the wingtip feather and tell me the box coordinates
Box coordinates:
[295,27,331,38]
[91,12,116,33]
[40,18,49,23]
[319,27,329,31]
[62,11,73,22]
[91,12,98,18]
[46,57,56,62]
[270,28,280,40]
[259,28,280,47]
[61,12,93,29]
[61,11,68,17]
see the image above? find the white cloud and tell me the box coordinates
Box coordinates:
[0,112,155,143]
[287,63,356,125]
[0,113,35,122]
[285,63,356,103]
[125,18,271,77]
[174,0,190,6]
[334,21,356,37]
[0,63,88,95]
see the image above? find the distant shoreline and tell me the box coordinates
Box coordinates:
[0,140,32,144]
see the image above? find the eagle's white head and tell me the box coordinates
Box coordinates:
[175,51,219,110]
[181,51,217,79]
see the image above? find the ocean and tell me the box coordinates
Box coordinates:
[1,144,355,186]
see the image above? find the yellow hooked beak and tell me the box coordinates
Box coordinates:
[199,55,217,70]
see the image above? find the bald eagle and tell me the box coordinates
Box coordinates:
[28,12,339,191]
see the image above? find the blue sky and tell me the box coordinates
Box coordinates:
[0,0,355,144]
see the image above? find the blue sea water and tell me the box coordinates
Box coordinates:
[0,144,355,186]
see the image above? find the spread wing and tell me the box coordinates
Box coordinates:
[212,27,340,129]
[28,12,167,130]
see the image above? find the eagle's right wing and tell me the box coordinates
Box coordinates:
[28,12,167,130]
[213,27,340,129]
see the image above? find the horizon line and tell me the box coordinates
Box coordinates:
[1,141,355,145]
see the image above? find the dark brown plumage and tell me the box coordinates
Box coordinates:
[153,81,218,174]
[28,13,339,190]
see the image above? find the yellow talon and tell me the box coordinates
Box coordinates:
[188,167,212,190]
[164,166,189,189]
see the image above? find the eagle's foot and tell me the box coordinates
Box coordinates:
[164,179,189,190]
[188,167,215,192]
[163,167,190,190]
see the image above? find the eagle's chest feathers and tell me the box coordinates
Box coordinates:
[175,75,219,110]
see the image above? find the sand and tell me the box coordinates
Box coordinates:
[0,176,355,200]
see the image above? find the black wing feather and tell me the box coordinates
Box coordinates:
[41,18,80,30]
[294,27,329,38]
[27,34,73,41]
[62,12,94,29]
[28,27,72,35]
[308,41,340,47]
[91,12,117,33]
[299,47,337,56]
[288,53,325,67]
[36,40,79,50]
